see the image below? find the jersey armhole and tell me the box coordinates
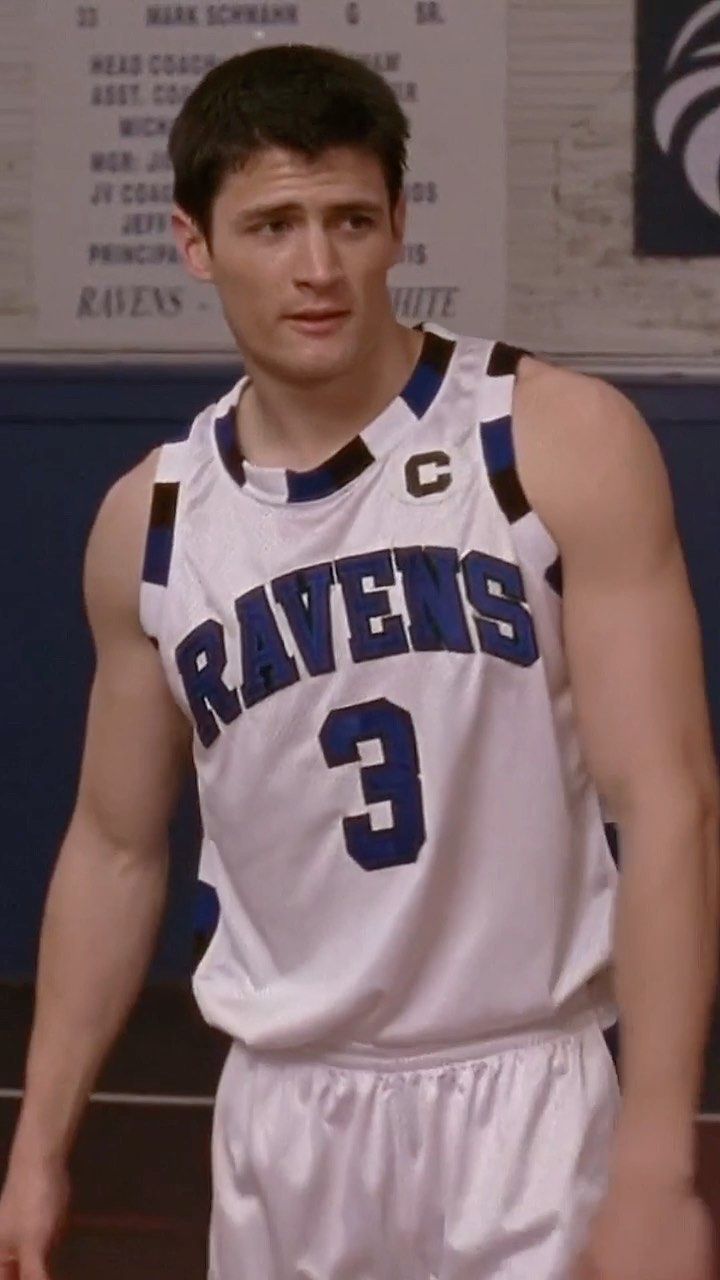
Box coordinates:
[480,341,563,600]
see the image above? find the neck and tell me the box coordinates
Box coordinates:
[236,320,424,471]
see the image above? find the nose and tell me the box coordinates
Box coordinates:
[293,224,343,289]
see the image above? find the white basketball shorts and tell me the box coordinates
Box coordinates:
[208,1011,620,1279]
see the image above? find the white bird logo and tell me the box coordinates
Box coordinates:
[653,1,720,216]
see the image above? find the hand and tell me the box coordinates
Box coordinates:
[0,1163,70,1280]
[572,1174,716,1280]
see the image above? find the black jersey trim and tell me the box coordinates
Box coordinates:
[286,437,375,503]
[401,330,456,418]
[545,555,564,598]
[480,416,531,524]
[286,328,456,501]
[142,481,179,587]
[212,328,456,504]
[487,341,532,378]
[215,406,246,487]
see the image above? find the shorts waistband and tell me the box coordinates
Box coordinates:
[235,1004,616,1074]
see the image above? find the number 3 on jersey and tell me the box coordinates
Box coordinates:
[319,698,426,871]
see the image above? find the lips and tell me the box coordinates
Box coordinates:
[290,311,349,320]
[287,310,351,335]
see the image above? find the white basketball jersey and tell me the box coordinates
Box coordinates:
[140,324,618,1054]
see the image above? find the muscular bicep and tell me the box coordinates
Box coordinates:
[562,526,716,821]
[71,453,192,853]
[515,365,719,822]
[74,630,191,853]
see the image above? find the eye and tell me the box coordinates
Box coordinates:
[255,218,291,236]
[345,213,375,230]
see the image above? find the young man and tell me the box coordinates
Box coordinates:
[1,44,718,1280]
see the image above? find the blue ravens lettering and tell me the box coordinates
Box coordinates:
[175,543,540,748]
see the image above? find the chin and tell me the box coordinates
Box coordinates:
[281,343,358,384]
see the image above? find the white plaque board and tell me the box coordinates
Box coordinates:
[34,1,506,351]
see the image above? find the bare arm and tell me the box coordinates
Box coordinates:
[515,365,720,1185]
[7,448,192,1176]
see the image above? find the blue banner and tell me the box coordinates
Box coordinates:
[636,0,720,256]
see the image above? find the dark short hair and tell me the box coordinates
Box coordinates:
[168,44,411,241]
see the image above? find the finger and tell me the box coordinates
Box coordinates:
[20,1264,49,1280]
[0,1250,19,1280]
[18,1249,50,1280]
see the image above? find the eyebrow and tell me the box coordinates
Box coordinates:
[232,199,386,227]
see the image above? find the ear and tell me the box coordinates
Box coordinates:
[171,204,214,281]
[390,193,408,266]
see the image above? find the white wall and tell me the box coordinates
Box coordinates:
[0,0,34,351]
[508,0,720,372]
[2,0,719,371]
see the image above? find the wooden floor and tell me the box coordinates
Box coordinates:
[1,985,719,1279]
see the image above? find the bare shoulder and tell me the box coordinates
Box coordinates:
[76,445,192,842]
[513,354,639,425]
[510,356,672,552]
[83,446,161,637]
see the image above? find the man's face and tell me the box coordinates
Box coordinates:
[174,145,406,385]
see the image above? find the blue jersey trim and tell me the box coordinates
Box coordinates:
[215,406,246,487]
[212,328,457,504]
[401,330,455,417]
[142,481,179,587]
[286,437,374,502]
[481,414,515,475]
[480,416,531,524]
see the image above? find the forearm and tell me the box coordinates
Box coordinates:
[609,797,720,1183]
[9,822,169,1173]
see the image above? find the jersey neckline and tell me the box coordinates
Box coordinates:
[211,324,458,506]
